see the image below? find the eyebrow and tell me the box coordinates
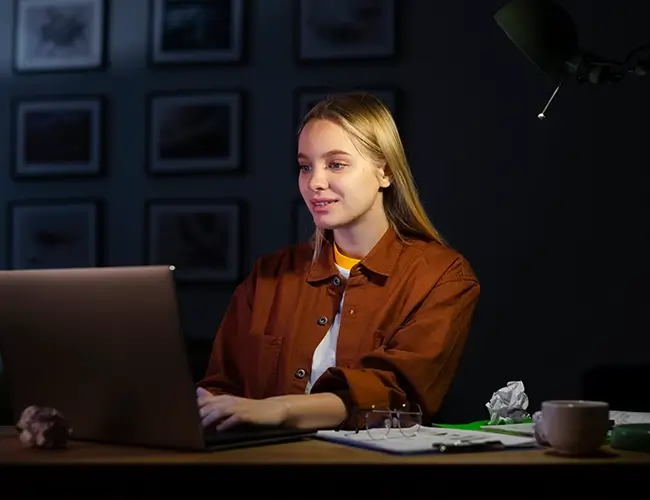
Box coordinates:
[297,149,352,161]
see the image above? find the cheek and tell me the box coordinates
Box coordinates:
[337,177,376,202]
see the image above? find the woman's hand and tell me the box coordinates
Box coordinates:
[196,387,289,431]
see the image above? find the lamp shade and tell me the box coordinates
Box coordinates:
[494,0,579,82]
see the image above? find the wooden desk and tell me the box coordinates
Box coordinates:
[1,427,648,495]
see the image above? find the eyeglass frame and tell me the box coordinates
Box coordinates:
[343,402,424,440]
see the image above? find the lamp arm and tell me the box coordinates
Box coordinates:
[575,42,650,84]
[537,48,650,121]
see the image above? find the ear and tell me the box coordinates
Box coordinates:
[377,164,392,189]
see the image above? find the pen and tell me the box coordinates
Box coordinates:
[432,440,505,453]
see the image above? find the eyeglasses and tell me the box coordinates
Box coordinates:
[345,402,423,440]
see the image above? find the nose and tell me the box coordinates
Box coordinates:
[307,167,329,192]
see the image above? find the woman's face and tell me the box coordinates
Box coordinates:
[297,118,390,231]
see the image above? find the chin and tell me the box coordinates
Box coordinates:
[313,217,350,231]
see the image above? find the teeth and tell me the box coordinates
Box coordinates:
[315,201,333,206]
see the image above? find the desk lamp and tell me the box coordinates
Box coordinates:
[493,0,650,119]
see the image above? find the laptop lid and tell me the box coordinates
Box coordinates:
[0,265,208,450]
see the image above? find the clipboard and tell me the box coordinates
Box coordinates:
[316,426,539,455]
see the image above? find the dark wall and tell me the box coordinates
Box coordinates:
[1,0,649,423]
[438,0,650,420]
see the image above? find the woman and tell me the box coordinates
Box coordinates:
[197,92,480,431]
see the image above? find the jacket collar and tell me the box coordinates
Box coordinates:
[306,227,404,283]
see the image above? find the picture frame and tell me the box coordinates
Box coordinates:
[149,0,246,65]
[145,199,244,283]
[292,198,313,244]
[146,90,244,175]
[296,0,397,62]
[293,86,400,131]
[7,199,103,270]
[13,0,107,73]
[12,95,106,179]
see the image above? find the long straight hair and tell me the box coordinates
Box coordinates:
[298,92,448,259]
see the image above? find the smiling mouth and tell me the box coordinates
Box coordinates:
[313,200,337,207]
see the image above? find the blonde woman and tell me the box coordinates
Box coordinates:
[197,93,480,431]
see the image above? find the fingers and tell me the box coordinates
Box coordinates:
[196,388,225,408]
[199,397,238,428]
[216,413,242,432]
[195,393,257,430]
[201,406,228,428]
[196,387,211,399]
[197,394,236,411]
[196,387,214,407]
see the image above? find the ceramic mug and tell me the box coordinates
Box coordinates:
[535,400,610,456]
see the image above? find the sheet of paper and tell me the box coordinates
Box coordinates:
[317,426,537,454]
[479,410,650,436]
[610,410,650,425]
[480,423,535,435]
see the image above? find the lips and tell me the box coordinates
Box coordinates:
[311,199,337,207]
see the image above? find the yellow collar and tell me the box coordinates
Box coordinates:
[334,243,361,270]
[307,227,403,283]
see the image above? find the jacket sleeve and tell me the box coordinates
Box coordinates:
[196,268,256,397]
[310,258,480,427]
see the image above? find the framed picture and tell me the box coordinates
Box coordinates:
[7,199,103,270]
[147,91,243,175]
[296,0,397,62]
[150,0,245,65]
[13,0,107,73]
[146,200,244,283]
[12,95,105,179]
[292,198,313,244]
[294,86,399,130]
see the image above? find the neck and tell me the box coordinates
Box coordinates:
[333,208,390,260]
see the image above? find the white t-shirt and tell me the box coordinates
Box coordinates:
[305,263,350,393]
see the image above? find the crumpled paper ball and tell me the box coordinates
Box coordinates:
[532,410,549,446]
[16,405,72,449]
[485,380,531,425]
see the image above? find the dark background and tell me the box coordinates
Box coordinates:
[1,0,649,424]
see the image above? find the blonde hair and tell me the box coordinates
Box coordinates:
[297,92,448,259]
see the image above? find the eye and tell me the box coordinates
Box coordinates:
[329,162,345,170]
[298,164,311,173]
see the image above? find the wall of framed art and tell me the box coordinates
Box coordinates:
[0,0,438,339]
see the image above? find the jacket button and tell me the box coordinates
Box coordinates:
[332,276,341,286]
[317,316,328,325]
[295,368,306,379]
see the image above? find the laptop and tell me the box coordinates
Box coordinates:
[0,265,314,451]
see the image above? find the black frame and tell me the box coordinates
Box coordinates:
[144,198,246,283]
[6,198,105,270]
[148,0,249,67]
[12,0,108,74]
[11,94,107,180]
[145,89,245,176]
[294,0,398,63]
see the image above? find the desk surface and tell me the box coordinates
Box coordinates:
[2,425,650,465]
[1,426,649,493]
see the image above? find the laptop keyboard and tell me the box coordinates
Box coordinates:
[204,425,313,446]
